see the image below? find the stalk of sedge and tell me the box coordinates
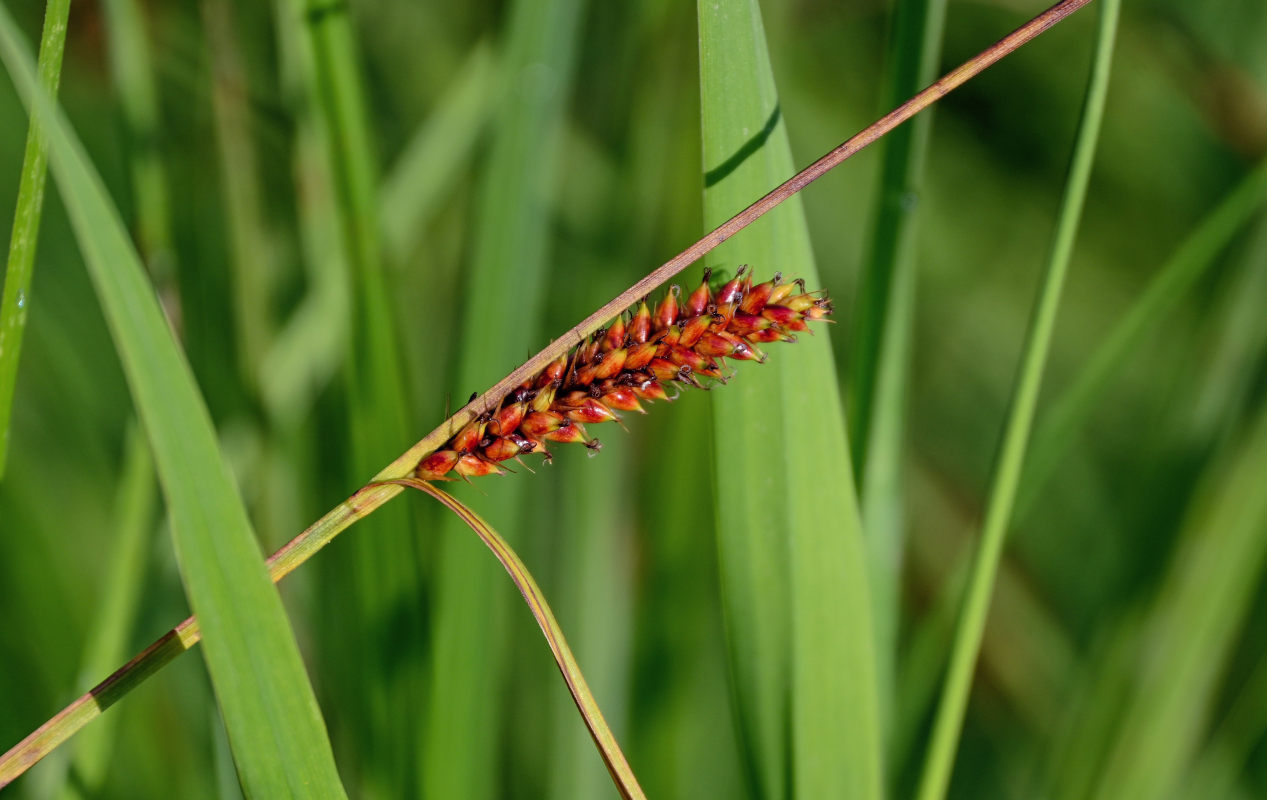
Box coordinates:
[416,268,832,480]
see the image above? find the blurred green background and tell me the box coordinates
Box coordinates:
[2,0,1266,797]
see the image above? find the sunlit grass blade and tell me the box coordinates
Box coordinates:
[101,0,175,285]
[1085,401,1267,800]
[420,0,584,796]
[0,482,404,788]
[297,0,423,787]
[1017,155,1267,518]
[259,0,349,426]
[379,39,499,263]
[849,0,947,745]
[1182,648,1267,799]
[201,0,274,389]
[915,3,1120,798]
[0,9,345,796]
[547,438,634,798]
[0,0,70,479]
[698,1,882,798]
[38,426,157,798]
[297,0,412,468]
[391,478,646,800]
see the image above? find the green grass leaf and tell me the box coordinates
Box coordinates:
[380,40,499,264]
[0,9,345,796]
[915,3,1120,798]
[1087,401,1267,800]
[0,0,70,478]
[421,0,585,796]
[46,426,157,799]
[1017,155,1267,518]
[298,1,423,788]
[396,478,645,799]
[849,0,947,745]
[698,2,882,798]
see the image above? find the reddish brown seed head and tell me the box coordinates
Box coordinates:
[490,401,527,436]
[729,311,772,337]
[564,397,619,425]
[574,361,601,387]
[629,301,652,344]
[592,347,627,380]
[749,327,796,344]
[740,276,777,314]
[803,299,833,321]
[623,341,659,371]
[416,450,460,480]
[714,266,747,306]
[539,354,569,387]
[543,418,589,444]
[578,337,601,366]
[602,317,627,351]
[761,304,803,329]
[677,313,713,348]
[654,285,680,331]
[599,385,644,413]
[455,453,502,478]
[696,330,763,362]
[767,275,798,305]
[647,357,682,383]
[783,292,822,313]
[450,418,486,454]
[413,268,830,482]
[631,377,670,403]
[685,270,713,317]
[667,345,718,377]
[482,436,529,462]
[531,382,559,412]
[521,410,567,438]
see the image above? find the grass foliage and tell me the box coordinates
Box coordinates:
[2,0,1266,797]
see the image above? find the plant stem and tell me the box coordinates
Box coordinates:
[0,0,71,478]
[914,2,1119,798]
[0,0,1096,783]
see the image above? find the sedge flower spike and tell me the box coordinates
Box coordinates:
[415,267,833,481]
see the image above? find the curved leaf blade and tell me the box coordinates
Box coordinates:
[0,9,345,797]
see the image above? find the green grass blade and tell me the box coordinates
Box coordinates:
[201,0,274,389]
[547,437,634,799]
[101,0,175,285]
[297,0,422,788]
[0,0,70,479]
[298,0,411,465]
[698,2,882,798]
[1087,400,1267,800]
[848,0,947,744]
[379,40,498,264]
[1017,155,1267,518]
[50,425,157,798]
[395,479,646,799]
[1182,648,1267,800]
[259,0,349,427]
[421,0,584,796]
[0,10,345,796]
[914,3,1120,798]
